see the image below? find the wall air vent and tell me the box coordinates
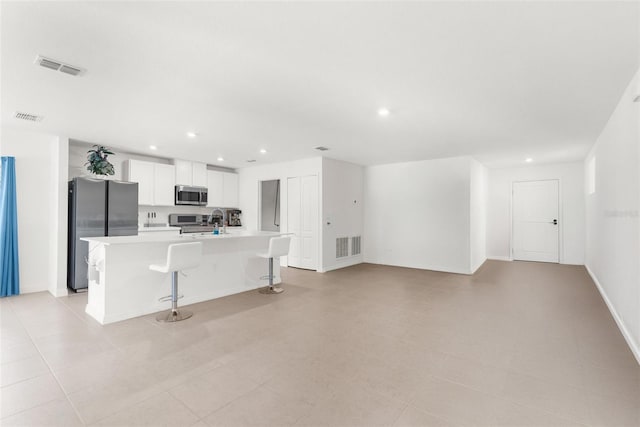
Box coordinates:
[336,237,349,258]
[314,146,330,151]
[14,111,43,122]
[35,55,85,77]
[246,159,257,163]
[351,236,361,256]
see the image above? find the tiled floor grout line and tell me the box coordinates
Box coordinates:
[3,296,87,425]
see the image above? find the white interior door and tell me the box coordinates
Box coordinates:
[512,180,559,263]
[286,175,318,270]
[300,175,318,270]
[287,177,301,268]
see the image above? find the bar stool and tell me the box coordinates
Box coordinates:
[257,236,291,294]
[150,242,202,322]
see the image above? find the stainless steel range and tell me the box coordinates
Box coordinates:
[168,213,215,234]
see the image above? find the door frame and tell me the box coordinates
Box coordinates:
[510,178,563,263]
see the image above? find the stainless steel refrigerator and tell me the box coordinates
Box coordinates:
[67,177,138,291]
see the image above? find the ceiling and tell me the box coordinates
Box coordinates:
[1,1,638,168]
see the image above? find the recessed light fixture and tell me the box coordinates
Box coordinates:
[525,158,533,163]
[149,145,157,150]
[378,108,390,117]
[186,132,198,138]
[217,157,224,162]
[260,149,267,154]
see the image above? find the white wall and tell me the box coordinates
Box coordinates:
[238,157,323,269]
[470,159,488,273]
[364,156,473,274]
[585,69,640,363]
[486,162,585,265]
[322,158,364,272]
[0,128,68,296]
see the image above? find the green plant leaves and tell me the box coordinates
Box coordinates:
[86,145,116,176]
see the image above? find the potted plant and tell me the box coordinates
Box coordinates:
[86,145,115,176]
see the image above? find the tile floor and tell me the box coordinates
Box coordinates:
[1,261,639,426]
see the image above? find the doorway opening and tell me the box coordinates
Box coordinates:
[260,179,280,232]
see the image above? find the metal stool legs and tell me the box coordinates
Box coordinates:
[259,257,284,294]
[156,271,193,322]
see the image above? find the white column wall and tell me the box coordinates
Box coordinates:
[0,127,68,295]
[364,156,472,274]
[584,69,640,363]
[470,158,488,273]
[321,158,364,272]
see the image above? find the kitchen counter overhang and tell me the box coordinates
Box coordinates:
[81,231,284,324]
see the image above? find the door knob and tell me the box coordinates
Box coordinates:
[551,219,558,225]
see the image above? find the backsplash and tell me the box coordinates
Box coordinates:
[138,205,213,228]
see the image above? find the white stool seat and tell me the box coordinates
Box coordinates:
[149,242,202,273]
[150,242,202,322]
[257,236,291,294]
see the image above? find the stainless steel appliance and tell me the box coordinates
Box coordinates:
[169,213,215,233]
[209,209,224,227]
[67,177,138,291]
[226,209,242,227]
[175,185,208,206]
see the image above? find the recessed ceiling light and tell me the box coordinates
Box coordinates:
[217,157,224,162]
[260,149,267,154]
[525,158,533,163]
[186,132,198,138]
[378,108,390,117]
[149,145,157,150]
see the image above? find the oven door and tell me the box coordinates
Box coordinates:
[175,186,202,205]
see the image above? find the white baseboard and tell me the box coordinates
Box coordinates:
[487,256,512,262]
[585,264,640,366]
[321,257,363,273]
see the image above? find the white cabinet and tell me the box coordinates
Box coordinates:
[154,163,176,206]
[207,171,238,207]
[174,159,207,187]
[124,160,175,206]
[207,170,224,207]
[222,173,239,207]
[192,163,207,187]
[127,160,154,205]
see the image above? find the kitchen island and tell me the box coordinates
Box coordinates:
[81,231,283,324]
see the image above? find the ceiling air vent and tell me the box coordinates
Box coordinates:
[35,55,85,77]
[314,146,329,151]
[14,111,43,122]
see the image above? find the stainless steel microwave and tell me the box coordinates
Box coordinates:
[175,185,208,206]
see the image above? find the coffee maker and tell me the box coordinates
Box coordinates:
[226,209,242,227]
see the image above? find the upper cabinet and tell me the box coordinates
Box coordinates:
[124,160,175,206]
[174,159,207,187]
[223,173,239,207]
[207,170,238,207]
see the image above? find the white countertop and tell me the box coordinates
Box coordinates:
[81,231,283,245]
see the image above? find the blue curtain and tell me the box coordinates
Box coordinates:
[0,156,19,297]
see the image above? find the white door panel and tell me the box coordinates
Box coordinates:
[513,180,559,263]
[287,175,317,270]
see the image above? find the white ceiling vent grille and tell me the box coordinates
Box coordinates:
[314,146,330,151]
[336,237,349,258]
[35,55,85,77]
[351,236,361,256]
[14,111,43,122]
